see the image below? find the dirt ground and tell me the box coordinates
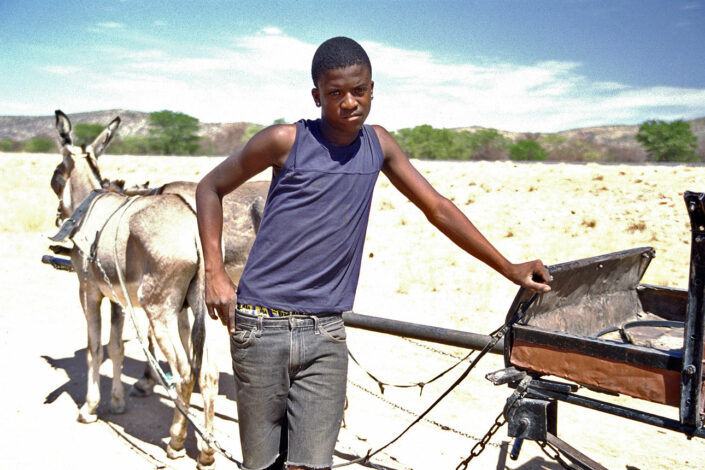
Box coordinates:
[2,152,705,469]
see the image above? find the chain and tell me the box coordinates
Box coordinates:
[538,440,576,470]
[455,408,507,470]
[349,348,474,396]
[348,380,501,445]
[402,337,465,359]
[456,374,532,469]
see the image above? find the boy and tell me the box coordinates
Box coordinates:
[196,36,551,470]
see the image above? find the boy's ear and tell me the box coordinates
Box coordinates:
[311,87,321,107]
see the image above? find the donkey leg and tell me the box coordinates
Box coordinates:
[131,325,157,397]
[187,285,218,469]
[78,285,103,424]
[147,308,197,460]
[107,302,126,414]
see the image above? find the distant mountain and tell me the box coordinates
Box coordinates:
[0,109,254,155]
[1,109,703,160]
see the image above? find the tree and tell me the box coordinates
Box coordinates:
[509,139,548,161]
[0,138,20,152]
[24,137,55,153]
[393,125,471,160]
[466,129,511,160]
[73,123,105,146]
[110,135,159,155]
[635,119,698,162]
[148,110,201,155]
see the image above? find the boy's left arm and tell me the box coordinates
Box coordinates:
[374,125,551,293]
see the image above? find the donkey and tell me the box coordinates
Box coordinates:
[50,110,266,468]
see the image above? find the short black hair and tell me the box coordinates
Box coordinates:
[311,36,372,86]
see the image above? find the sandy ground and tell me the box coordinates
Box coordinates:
[2,152,705,469]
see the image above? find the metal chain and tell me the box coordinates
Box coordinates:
[402,337,465,359]
[456,409,507,470]
[456,374,532,469]
[348,380,501,445]
[538,440,577,470]
[348,347,474,396]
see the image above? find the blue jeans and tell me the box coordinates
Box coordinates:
[231,310,348,470]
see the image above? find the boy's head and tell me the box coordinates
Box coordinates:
[311,36,372,87]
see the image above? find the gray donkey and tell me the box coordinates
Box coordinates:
[50,110,267,469]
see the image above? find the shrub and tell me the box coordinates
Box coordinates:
[636,119,699,162]
[509,139,548,161]
[23,137,55,153]
[0,138,20,152]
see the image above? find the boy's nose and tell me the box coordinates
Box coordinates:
[341,93,357,109]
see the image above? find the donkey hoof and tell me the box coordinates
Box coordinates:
[77,406,98,424]
[130,380,154,397]
[109,398,126,414]
[197,455,216,470]
[166,444,186,460]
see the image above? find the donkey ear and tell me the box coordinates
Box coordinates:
[90,116,121,157]
[55,110,73,146]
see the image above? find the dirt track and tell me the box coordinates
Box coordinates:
[2,153,705,469]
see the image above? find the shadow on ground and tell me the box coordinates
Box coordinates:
[41,345,239,465]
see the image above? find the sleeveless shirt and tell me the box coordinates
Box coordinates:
[236,119,384,313]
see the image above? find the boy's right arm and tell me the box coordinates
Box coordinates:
[196,124,296,333]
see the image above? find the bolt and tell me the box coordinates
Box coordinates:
[684,365,697,376]
[690,203,697,212]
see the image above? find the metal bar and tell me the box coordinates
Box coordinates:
[528,385,705,438]
[545,433,609,470]
[681,191,705,429]
[41,254,74,272]
[513,325,682,371]
[342,311,504,354]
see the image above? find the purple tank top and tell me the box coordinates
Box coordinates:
[236,119,384,313]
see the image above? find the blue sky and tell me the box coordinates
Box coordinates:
[1,0,704,132]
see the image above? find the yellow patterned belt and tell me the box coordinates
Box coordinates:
[236,303,312,317]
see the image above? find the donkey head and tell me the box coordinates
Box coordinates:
[52,110,121,221]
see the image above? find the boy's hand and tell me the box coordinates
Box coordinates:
[506,260,552,293]
[205,269,238,334]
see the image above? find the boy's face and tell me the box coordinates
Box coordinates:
[311,63,374,135]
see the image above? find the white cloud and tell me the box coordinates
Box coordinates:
[21,28,705,132]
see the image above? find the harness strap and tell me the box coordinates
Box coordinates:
[49,189,106,242]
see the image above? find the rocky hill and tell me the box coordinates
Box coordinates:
[1,109,703,160]
[0,109,253,155]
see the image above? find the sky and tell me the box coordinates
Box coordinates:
[1,0,704,133]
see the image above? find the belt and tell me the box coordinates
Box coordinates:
[236,303,313,317]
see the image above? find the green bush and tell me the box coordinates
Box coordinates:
[636,119,699,162]
[73,123,105,146]
[148,110,201,155]
[509,139,548,161]
[24,137,55,153]
[0,138,20,152]
[466,129,511,160]
[110,135,158,155]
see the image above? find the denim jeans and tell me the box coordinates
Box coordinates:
[231,310,348,470]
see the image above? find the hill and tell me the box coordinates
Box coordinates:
[1,110,703,160]
[0,109,254,155]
